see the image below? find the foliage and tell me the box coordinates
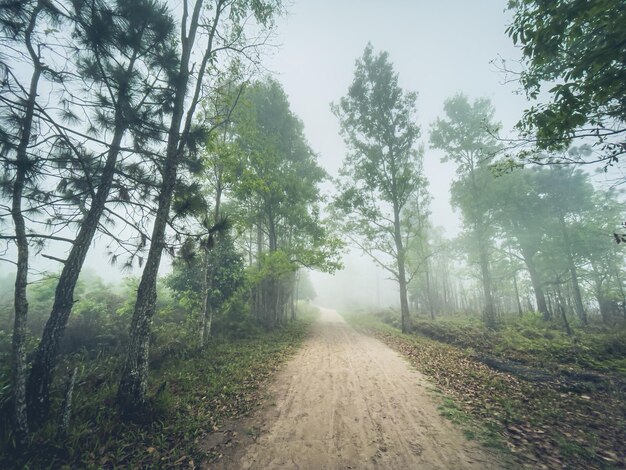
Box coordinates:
[229,77,341,271]
[0,301,315,469]
[332,43,426,332]
[430,93,502,327]
[507,0,626,167]
[165,233,246,337]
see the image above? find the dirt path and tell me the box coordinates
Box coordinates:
[208,308,504,469]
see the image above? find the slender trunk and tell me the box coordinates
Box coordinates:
[199,249,210,348]
[590,263,609,323]
[267,212,277,252]
[559,214,587,325]
[556,287,573,336]
[28,125,125,425]
[199,288,214,343]
[117,0,227,411]
[393,207,410,333]
[520,246,549,320]
[199,187,222,348]
[254,221,263,323]
[58,367,77,438]
[425,261,435,320]
[11,1,44,444]
[477,235,496,328]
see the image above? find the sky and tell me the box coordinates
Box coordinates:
[260,0,530,307]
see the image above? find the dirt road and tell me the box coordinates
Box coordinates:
[211,308,503,469]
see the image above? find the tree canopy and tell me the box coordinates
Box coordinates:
[507,0,626,167]
[332,43,426,333]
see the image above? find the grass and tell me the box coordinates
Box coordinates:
[343,310,626,469]
[1,310,316,469]
[409,312,626,375]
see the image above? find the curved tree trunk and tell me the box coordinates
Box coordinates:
[117,120,181,412]
[11,0,44,444]
[117,0,219,411]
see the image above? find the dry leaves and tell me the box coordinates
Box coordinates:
[364,327,626,469]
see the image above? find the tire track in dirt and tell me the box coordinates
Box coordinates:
[208,308,504,469]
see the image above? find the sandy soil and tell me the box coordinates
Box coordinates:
[207,308,503,469]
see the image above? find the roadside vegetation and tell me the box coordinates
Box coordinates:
[0,272,317,468]
[344,310,626,469]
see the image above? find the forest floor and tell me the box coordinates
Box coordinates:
[344,311,626,470]
[206,307,504,469]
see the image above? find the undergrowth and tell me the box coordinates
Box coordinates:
[372,309,626,375]
[1,311,316,469]
[344,310,626,469]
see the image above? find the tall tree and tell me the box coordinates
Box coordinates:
[430,94,501,327]
[332,43,424,333]
[533,168,595,325]
[490,168,551,319]
[26,0,178,426]
[117,0,283,412]
[0,0,58,445]
[227,77,339,329]
[507,0,626,169]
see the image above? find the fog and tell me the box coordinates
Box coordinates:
[262,0,527,309]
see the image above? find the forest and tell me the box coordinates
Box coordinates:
[0,0,625,468]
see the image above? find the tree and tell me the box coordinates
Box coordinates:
[25,0,178,426]
[332,43,424,333]
[532,168,595,325]
[0,0,57,445]
[117,0,283,413]
[430,94,502,327]
[490,168,552,319]
[166,232,245,338]
[227,77,339,329]
[196,79,243,347]
[507,0,626,168]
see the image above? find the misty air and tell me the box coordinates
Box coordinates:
[1,0,625,468]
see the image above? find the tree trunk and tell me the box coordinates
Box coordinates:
[117,0,225,412]
[393,208,410,333]
[199,250,210,349]
[27,125,125,425]
[556,287,573,336]
[199,186,222,348]
[520,246,550,320]
[559,214,587,325]
[118,63,187,415]
[425,261,435,320]
[11,1,44,444]
[477,236,496,328]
